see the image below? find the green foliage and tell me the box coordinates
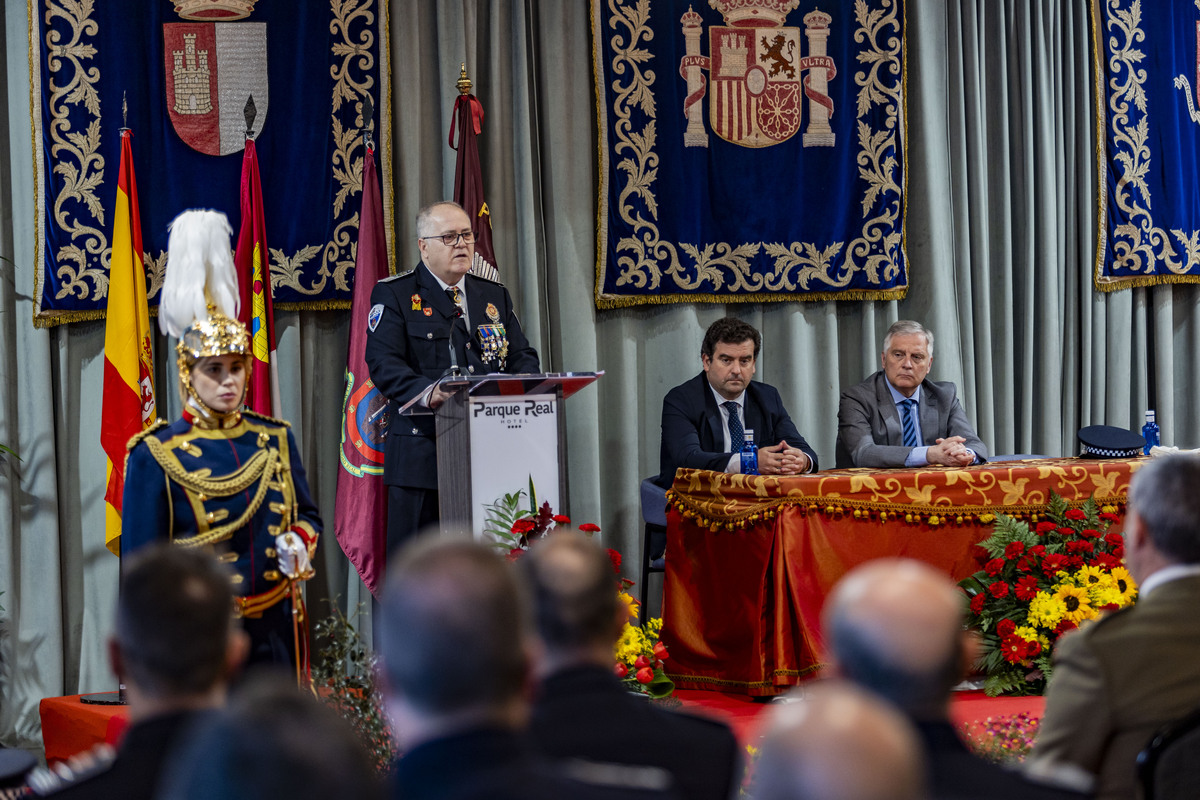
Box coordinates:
[481,489,530,550]
[978,514,1036,559]
[311,603,395,773]
[0,443,19,461]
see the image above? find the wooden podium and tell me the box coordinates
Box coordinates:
[398,372,602,537]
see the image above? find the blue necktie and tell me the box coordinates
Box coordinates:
[724,401,744,452]
[900,398,920,449]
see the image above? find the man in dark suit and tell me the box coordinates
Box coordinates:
[836,320,987,468]
[656,316,817,490]
[33,545,248,800]
[524,532,740,800]
[1029,454,1200,800]
[365,201,539,553]
[824,558,1083,800]
[379,538,677,800]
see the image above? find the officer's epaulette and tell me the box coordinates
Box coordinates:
[242,409,291,427]
[125,418,170,451]
[379,267,415,283]
[468,270,505,287]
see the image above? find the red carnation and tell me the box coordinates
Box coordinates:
[1030,545,1046,557]
[653,641,669,661]
[985,558,1006,577]
[970,544,991,566]
[970,593,986,614]
[996,619,1017,637]
[607,548,622,574]
[1057,527,1075,537]
[1041,554,1067,576]
[1000,634,1032,664]
[1065,508,1086,520]
[989,581,1011,599]
[636,667,654,684]
[1054,619,1078,636]
[1099,512,1120,523]
[511,518,536,535]
[506,548,526,562]
[1104,532,1124,548]
[614,662,629,678]
[1026,639,1043,658]
[1014,575,1041,600]
[1065,555,1084,569]
[1080,528,1100,539]
[552,514,571,525]
[1005,542,1026,559]
[578,523,601,533]
[1016,557,1031,572]
[1035,521,1057,534]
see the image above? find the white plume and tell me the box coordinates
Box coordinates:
[158,209,240,337]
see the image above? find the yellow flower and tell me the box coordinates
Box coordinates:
[1109,566,1137,605]
[617,591,639,620]
[1028,591,1066,629]
[1014,625,1041,643]
[1077,565,1108,588]
[1053,584,1094,624]
[645,617,664,638]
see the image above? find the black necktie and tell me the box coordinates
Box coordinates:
[724,401,744,452]
[446,287,463,318]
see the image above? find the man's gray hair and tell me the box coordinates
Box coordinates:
[882,320,934,358]
[1129,454,1200,564]
[415,201,468,238]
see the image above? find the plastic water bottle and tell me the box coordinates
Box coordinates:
[1142,410,1160,455]
[741,429,759,475]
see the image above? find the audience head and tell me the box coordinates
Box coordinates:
[379,537,530,739]
[1125,454,1200,581]
[881,321,934,397]
[113,544,246,707]
[823,558,968,720]
[701,317,761,401]
[754,680,927,800]
[522,532,622,669]
[157,672,383,800]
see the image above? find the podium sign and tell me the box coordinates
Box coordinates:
[468,395,561,539]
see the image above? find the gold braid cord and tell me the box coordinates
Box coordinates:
[142,437,279,548]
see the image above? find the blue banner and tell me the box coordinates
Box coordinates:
[592,0,907,308]
[30,0,393,325]
[1094,0,1200,289]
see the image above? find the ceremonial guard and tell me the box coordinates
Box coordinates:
[121,210,321,671]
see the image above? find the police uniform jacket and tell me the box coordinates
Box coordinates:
[121,410,321,618]
[364,263,540,490]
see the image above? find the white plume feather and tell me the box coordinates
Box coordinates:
[158,209,240,337]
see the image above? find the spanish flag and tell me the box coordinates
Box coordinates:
[101,128,156,555]
[234,137,279,417]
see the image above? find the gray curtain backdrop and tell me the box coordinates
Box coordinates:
[2,0,1197,749]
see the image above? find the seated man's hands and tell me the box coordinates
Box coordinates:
[758,440,810,475]
[928,436,975,467]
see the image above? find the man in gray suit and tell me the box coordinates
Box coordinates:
[836,320,987,468]
[1028,454,1200,800]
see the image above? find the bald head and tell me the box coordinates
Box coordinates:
[823,559,967,718]
[522,532,621,655]
[754,681,926,800]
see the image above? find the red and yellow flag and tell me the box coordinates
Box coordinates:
[101,128,156,555]
[234,138,279,417]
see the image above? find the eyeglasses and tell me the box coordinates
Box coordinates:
[420,231,475,246]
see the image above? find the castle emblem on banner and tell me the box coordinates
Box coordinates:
[164,0,268,156]
[679,1,836,148]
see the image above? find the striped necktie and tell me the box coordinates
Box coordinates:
[899,398,920,449]
[724,401,744,452]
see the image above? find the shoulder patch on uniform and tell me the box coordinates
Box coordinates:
[242,410,291,427]
[126,419,170,451]
[380,267,416,282]
[368,303,384,332]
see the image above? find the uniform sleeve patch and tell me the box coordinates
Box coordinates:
[368,304,384,332]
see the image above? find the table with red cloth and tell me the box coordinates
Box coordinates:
[660,457,1144,697]
[39,693,128,765]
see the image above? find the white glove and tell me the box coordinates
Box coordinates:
[275,531,313,580]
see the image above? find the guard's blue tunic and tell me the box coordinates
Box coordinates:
[121,410,321,634]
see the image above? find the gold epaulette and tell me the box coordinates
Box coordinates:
[242,409,291,427]
[126,419,170,451]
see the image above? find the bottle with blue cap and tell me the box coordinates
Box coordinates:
[741,429,759,475]
[1142,410,1160,455]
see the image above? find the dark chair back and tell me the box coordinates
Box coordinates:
[1138,706,1200,799]
[638,477,668,613]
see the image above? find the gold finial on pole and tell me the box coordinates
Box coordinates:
[456,62,472,96]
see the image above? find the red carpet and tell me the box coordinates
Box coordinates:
[675,688,1045,747]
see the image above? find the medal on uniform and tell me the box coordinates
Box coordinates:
[411,293,422,311]
[486,303,500,323]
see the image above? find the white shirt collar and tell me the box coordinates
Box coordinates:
[708,382,745,410]
[1137,563,1200,599]
[424,263,466,299]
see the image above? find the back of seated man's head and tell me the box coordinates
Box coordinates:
[1128,454,1200,564]
[157,672,383,800]
[380,538,528,719]
[116,543,239,700]
[823,558,966,720]
[701,316,761,359]
[754,680,926,800]
[522,532,620,661]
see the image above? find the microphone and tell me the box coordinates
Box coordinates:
[448,342,461,376]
